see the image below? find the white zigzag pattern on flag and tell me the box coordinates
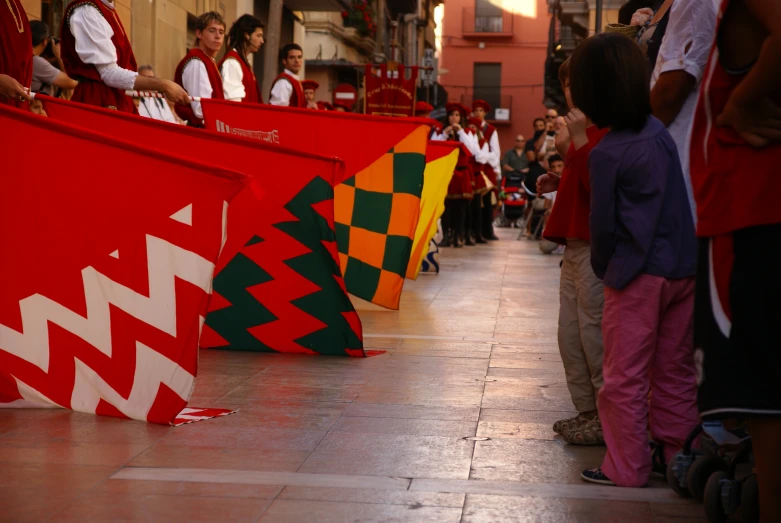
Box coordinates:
[0,234,215,419]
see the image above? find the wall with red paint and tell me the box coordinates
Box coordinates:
[440,0,551,153]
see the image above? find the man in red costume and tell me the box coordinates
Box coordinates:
[221,14,264,104]
[0,0,33,108]
[472,99,501,241]
[269,43,314,108]
[302,79,319,109]
[175,11,226,126]
[60,0,186,113]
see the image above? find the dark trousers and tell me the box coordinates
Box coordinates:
[442,199,466,242]
[471,194,483,240]
[482,193,495,238]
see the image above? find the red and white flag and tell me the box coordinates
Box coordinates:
[0,105,250,424]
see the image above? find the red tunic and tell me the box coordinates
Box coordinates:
[60,0,137,114]
[445,137,474,200]
[689,0,781,237]
[543,126,609,245]
[1,0,33,110]
[270,72,306,108]
[480,123,498,186]
[174,48,225,126]
[219,49,261,104]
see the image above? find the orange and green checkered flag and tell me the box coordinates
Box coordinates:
[334,126,428,309]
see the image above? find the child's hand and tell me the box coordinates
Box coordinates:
[717,95,781,148]
[565,108,589,149]
[537,171,561,195]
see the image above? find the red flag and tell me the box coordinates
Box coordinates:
[0,105,249,424]
[363,64,419,117]
[42,97,364,356]
[201,99,431,183]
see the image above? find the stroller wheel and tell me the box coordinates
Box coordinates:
[704,471,729,522]
[688,454,727,503]
[739,475,759,523]
[666,451,692,498]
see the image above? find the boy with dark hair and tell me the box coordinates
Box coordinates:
[269,43,313,108]
[537,51,609,447]
[174,11,226,126]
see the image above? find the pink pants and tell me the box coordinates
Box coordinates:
[599,274,698,487]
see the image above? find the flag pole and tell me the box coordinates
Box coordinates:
[124,90,201,102]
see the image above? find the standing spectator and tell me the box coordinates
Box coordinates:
[647,0,718,218]
[29,21,77,96]
[570,33,698,488]
[0,0,33,108]
[136,65,179,124]
[538,57,609,445]
[690,0,781,519]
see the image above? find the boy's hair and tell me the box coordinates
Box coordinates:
[569,33,651,132]
[557,57,571,87]
[548,154,564,165]
[195,11,226,33]
[138,65,154,75]
[533,117,545,126]
[30,20,49,47]
[279,43,303,62]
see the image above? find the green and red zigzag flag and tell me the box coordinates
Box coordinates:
[42,97,364,356]
[202,100,428,309]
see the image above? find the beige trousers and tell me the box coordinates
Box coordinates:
[558,240,605,413]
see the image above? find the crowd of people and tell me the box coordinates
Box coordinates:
[1,0,779,520]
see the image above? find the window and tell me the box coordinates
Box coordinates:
[475,0,504,33]
[473,63,501,120]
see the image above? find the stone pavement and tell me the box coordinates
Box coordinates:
[0,229,704,522]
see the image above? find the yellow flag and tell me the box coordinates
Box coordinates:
[406,143,460,280]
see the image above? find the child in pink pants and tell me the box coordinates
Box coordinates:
[567,33,699,487]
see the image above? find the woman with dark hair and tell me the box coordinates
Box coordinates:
[221,14,264,104]
[434,102,478,247]
[568,33,698,488]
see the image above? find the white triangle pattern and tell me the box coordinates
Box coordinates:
[170,204,193,226]
[109,250,119,259]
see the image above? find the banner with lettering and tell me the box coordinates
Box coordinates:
[363,64,419,117]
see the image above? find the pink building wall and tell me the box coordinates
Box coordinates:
[440,0,551,153]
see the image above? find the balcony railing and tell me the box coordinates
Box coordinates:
[462,7,514,37]
[459,93,513,124]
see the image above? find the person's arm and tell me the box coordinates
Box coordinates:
[69,6,187,103]
[716,0,781,147]
[588,149,619,280]
[650,0,715,126]
[49,41,78,90]
[487,129,501,170]
[564,108,589,150]
[269,78,292,106]
[221,58,246,102]
[501,151,515,171]
[181,59,212,120]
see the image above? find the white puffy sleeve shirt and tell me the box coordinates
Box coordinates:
[68,4,137,90]
[181,59,213,120]
[221,56,245,102]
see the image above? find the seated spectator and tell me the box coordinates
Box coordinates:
[29,21,77,96]
[539,154,564,254]
[501,134,529,179]
[136,65,180,124]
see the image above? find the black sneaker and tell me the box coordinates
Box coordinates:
[581,468,615,486]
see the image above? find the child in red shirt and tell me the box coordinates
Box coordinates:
[537,59,609,445]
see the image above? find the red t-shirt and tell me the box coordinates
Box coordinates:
[543,126,609,244]
[689,0,781,237]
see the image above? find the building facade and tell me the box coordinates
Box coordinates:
[440,0,551,153]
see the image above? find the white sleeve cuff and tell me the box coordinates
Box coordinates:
[95,63,138,90]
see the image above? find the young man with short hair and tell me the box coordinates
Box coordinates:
[269,43,315,108]
[29,21,77,96]
[174,11,226,126]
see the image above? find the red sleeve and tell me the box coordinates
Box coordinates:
[565,142,593,193]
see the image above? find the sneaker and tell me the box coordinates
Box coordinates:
[562,416,606,446]
[581,467,615,486]
[552,413,591,435]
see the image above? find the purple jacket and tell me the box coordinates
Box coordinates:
[588,116,696,290]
